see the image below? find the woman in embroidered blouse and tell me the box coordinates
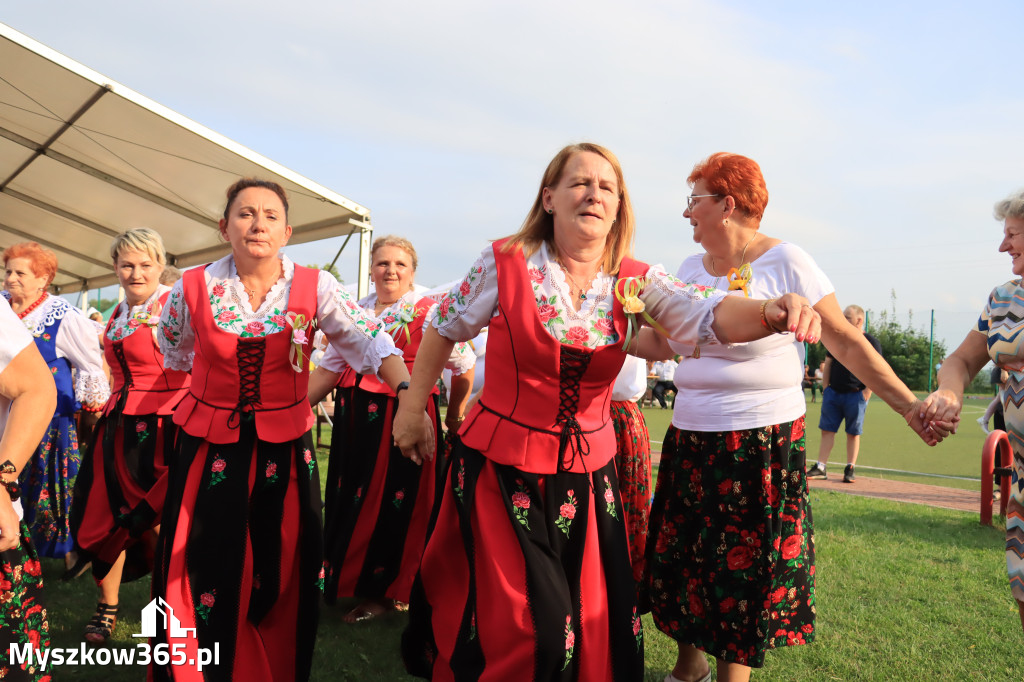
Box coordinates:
[921,187,1024,635]
[2,242,110,571]
[391,143,822,682]
[639,153,939,682]
[153,179,416,681]
[308,235,475,623]
[69,228,191,645]
[0,296,57,682]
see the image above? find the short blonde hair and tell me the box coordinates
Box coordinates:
[502,143,635,274]
[110,228,167,266]
[371,235,418,271]
[994,189,1024,221]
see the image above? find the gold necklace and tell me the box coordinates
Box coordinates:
[710,232,757,277]
[556,256,598,302]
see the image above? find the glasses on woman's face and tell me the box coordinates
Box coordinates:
[686,194,722,210]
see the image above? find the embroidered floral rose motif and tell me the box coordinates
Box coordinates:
[209,457,227,488]
[594,317,614,337]
[603,475,618,519]
[454,462,466,503]
[271,314,287,327]
[392,489,406,509]
[244,320,265,336]
[537,303,558,323]
[212,283,226,297]
[303,449,315,476]
[438,297,453,320]
[563,326,589,345]
[562,615,575,670]
[264,460,279,486]
[196,589,216,622]
[459,280,471,297]
[468,612,477,641]
[555,489,578,537]
[511,480,532,531]
[354,486,363,503]
[367,403,380,422]
[136,420,150,444]
[781,535,803,561]
[632,606,643,650]
[528,267,544,284]
[317,565,326,593]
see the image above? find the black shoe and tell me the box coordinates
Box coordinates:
[806,462,827,479]
[843,465,856,483]
[62,557,92,582]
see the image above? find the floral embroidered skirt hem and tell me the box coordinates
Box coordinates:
[646,419,816,668]
[0,524,50,681]
[402,443,644,682]
[150,423,323,682]
[71,411,177,583]
[20,412,80,558]
[1008,453,1024,602]
[610,399,652,594]
[323,387,444,605]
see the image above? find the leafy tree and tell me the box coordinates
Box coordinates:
[306,263,343,283]
[89,297,120,312]
[866,298,946,392]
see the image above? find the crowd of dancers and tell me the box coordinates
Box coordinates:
[0,143,1019,682]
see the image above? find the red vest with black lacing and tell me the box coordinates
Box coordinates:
[459,240,648,474]
[172,264,318,444]
[103,291,190,417]
[337,296,438,396]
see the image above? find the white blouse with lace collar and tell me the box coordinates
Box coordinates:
[158,254,400,375]
[2,292,111,407]
[432,242,726,349]
[106,285,169,343]
[318,289,475,375]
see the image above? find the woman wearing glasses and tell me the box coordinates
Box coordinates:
[642,153,939,682]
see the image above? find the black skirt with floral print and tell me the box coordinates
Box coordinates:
[0,522,50,681]
[645,418,815,668]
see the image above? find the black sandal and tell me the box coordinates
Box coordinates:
[84,602,118,644]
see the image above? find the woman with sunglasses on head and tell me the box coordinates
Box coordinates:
[641,153,940,682]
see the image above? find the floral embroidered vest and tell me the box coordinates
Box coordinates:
[103,292,191,417]
[459,239,648,474]
[338,296,438,396]
[173,264,318,444]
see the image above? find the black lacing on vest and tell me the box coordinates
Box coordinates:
[228,339,266,428]
[111,341,133,421]
[556,345,593,474]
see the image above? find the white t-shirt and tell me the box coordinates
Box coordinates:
[0,298,34,520]
[669,242,834,431]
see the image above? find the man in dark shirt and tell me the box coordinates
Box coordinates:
[807,305,882,483]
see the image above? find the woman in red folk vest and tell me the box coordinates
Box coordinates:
[392,143,822,682]
[309,235,475,623]
[152,179,419,682]
[71,228,191,644]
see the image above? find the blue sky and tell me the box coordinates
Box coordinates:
[4,1,1021,348]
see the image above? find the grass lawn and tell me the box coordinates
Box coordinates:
[37,403,1019,680]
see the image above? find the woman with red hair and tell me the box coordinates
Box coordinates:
[642,153,938,681]
[3,242,109,571]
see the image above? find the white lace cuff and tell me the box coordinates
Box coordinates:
[163,349,195,373]
[77,371,111,406]
[365,333,404,376]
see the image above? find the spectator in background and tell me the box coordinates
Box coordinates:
[651,355,678,409]
[807,305,882,483]
[159,264,182,286]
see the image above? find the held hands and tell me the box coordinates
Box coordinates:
[392,403,436,466]
[917,389,964,441]
[901,399,950,446]
[765,294,821,343]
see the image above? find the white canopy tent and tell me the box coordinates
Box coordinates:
[0,22,373,304]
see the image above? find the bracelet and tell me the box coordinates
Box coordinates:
[81,405,102,414]
[447,415,465,424]
[394,381,410,398]
[0,460,20,502]
[759,299,775,331]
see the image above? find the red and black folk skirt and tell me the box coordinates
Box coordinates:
[71,411,177,582]
[150,421,323,681]
[402,442,644,682]
[322,386,444,605]
[0,525,50,682]
[609,399,652,595]
[646,418,816,668]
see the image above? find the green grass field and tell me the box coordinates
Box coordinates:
[35,395,1019,680]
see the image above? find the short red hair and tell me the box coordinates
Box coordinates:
[687,152,768,222]
[2,242,58,286]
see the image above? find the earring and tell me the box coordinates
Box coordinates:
[547,208,553,215]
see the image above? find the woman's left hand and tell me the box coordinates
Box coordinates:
[766,294,821,343]
[901,399,953,446]
[444,413,464,434]
[393,404,435,466]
